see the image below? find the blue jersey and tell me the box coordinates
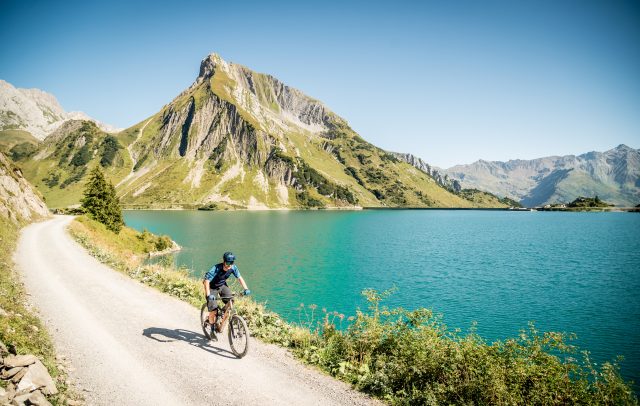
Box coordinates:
[204,263,241,288]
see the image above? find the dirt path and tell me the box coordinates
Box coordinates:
[15,216,380,406]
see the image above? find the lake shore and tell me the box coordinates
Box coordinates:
[68,213,639,404]
[120,205,640,212]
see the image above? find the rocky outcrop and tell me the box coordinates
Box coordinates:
[0,79,120,140]
[0,341,57,405]
[391,152,462,193]
[0,152,49,223]
[194,54,338,135]
[140,91,274,166]
[446,144,640,207]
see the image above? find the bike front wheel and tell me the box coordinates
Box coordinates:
[228,314,249,358]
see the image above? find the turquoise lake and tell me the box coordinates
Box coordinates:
[123,210,640,385]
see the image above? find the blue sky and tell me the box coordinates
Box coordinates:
[1,0,639,167]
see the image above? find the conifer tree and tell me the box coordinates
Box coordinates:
[81,166,124,233]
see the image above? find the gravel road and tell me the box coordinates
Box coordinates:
[15,216,381,406]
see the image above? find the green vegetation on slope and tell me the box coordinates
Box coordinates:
[0,129,40,161]
[459,189,522,208]
[69,216,637,405]
[0,216,76,404]
[568,196,613,208]
[18,121,131,208]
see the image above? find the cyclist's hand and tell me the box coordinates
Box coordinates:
[243,289,251,296]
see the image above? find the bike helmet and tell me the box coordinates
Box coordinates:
[223,252,236,263]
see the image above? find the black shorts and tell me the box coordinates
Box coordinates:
[207,284,232,311]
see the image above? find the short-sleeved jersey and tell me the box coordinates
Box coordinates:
[204,263,241,288]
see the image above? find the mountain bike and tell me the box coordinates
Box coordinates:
[200,292,250,358]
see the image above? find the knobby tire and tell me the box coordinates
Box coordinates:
[228,314,249,358]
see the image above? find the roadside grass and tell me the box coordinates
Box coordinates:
[68,215,638,405]
[0,216,71,404]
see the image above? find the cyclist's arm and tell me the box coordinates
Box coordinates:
[203,279,211,297]
[238,276,248,291]
[203,266,216,297]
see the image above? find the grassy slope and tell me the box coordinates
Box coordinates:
[18,121,132,208]
[0,129,39,154]
[0,215,77,403]
[69,215,638,405]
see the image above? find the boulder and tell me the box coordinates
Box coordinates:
[16,359,58,395]
[11,391,31,406]
[1,366,24,379]
[11,366,28,383]
[28,390,53,406]
[3,354,37,368]
[0,339,8,356]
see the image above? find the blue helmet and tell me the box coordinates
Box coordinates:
[223,252,236,263]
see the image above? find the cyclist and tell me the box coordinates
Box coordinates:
[203,251,250,334]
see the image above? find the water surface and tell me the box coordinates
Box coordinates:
[124,210,640,384]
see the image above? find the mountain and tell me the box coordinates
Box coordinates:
[0,151,48,223]
[445,145,640,207]
[16,53,508,209]
[390,152,462,193]
[0,79,120,140]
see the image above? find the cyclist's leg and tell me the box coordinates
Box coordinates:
[218,285,232,328]
[207,287,221,324]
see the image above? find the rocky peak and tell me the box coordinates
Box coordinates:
[197,53,225,81]
[0,79,121,139]
[191,53,337,135]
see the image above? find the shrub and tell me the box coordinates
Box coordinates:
[80,166,124,233]
[9,142,37,161]
[71,144,92,167]
[100,135,121,167]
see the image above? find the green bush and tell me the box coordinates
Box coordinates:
[42,171,61,187]
[70,144,92,167]
[9,142,37,161]
[80,166,124,233]
[100,135,121,167]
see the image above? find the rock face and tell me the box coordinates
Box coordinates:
[106,53,494,209]
[446,144,640,207]
[391,152,461,193]
[0,151,49,222]
[0,79,120,140]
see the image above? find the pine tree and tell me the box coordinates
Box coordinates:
[81,166,124,233]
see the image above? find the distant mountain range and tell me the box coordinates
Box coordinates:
[1,54,506,209]
[0,79,120,140]
[445,145,640,207]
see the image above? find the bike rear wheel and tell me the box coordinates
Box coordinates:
[228,314,249,358]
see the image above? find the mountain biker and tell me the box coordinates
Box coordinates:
[203,251,250,334]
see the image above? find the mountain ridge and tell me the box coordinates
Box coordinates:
[445,144,640,207]
[0,79,120,140]
[14,53,506,210]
